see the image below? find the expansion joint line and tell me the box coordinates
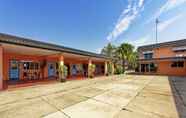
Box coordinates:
[41,97,71,118]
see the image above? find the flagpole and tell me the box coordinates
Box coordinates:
[155,18,158,44]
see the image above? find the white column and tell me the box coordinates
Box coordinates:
[0,46,3,90]
[88,59,92,77]
[104,61,108,75]
[112,62,114,75]
[58,54,64,78]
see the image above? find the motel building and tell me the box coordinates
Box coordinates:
[138,39,186,76]
[0,33,112,90]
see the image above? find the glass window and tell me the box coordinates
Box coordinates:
[144,53,153,59]
[23,62,39,70]
[30,63,34,69]
[171,61,184,68]
[178,61,184,67]
[11,60,18,70]
[50,64,54,69]
[35,63,39,69]
[23,62,28,70]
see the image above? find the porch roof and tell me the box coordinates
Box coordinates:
[0,33,110,60]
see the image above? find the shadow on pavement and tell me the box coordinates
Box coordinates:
[168,76,186,118]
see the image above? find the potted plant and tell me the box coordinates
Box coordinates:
[58,63,68,82]
[88,64,96,78]
[107,62,113,75]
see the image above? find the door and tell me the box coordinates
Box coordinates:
[9,60,19,80]
[48,62,55,77]
[141,64,145,72]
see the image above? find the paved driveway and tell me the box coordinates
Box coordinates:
[0,75,185,118]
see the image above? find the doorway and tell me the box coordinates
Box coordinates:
[48,62,56,77]
[9,60,19,81]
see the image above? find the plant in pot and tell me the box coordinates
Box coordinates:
[58,63,68,82]
[88,64,96,78]
[107,62,113,76]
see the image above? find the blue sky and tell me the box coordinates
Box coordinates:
[0,0,186,53]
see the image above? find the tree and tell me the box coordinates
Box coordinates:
[128,51,138,69]
[116,43,134,72]
[100,42,137,74]
[101,43,116,58]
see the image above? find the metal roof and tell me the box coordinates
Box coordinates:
[0,33,110,59]
[138,56,186,62]
[138,39,186,51]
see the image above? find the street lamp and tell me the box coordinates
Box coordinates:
[155,18,159,44]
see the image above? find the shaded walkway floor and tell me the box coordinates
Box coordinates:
[0,75,185,118]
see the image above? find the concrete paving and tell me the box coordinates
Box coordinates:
[0,75,185,118]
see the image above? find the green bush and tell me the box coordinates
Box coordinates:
[107,62,113,75]
[58,64,68,82]
[114,65,123,74]
[88,64,96,78]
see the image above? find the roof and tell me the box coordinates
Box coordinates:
[138,56,186,62]
[138,39,186,51]
[0,33,109,59]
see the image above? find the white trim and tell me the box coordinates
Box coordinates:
[142,51,154,54]
[172,46,186,51]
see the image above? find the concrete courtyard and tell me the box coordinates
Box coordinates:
[0,75,185,118]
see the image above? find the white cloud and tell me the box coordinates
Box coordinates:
[95,47,102,53]
[164,0,186,11]
[131,14,183,48]
[107,0,145,42]
[128,35,152,47]
[139,0,144,7]
[158,14,183,32]
[147,0,186,23]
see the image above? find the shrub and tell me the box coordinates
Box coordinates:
[58,64,68,82]
[114,65,123,74]
[88,64,96,78]
[107,62,113,75]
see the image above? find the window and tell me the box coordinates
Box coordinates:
[171,61,184,68]
[178,61,184,67]
[11,60,18,70]
[23,62,40,70]
[144,53,153,59]
[23,62,29,70]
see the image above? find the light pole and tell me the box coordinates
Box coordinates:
[155,18,159,44]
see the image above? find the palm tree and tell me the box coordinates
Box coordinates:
[116,43,134,72]
[128,51,138,69]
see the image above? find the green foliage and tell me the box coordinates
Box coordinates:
[63,65,68,78]
[117,43,134,61]
[101,43,116,58]
[100,42,137,74]
[88,64,96,78]
[58,63,68,82]
[128,51,138,69]
[114,65,124,74]
[107,62,113,75]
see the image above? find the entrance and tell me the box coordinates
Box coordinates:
[9,60,19,80]
[48,62,56,77]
